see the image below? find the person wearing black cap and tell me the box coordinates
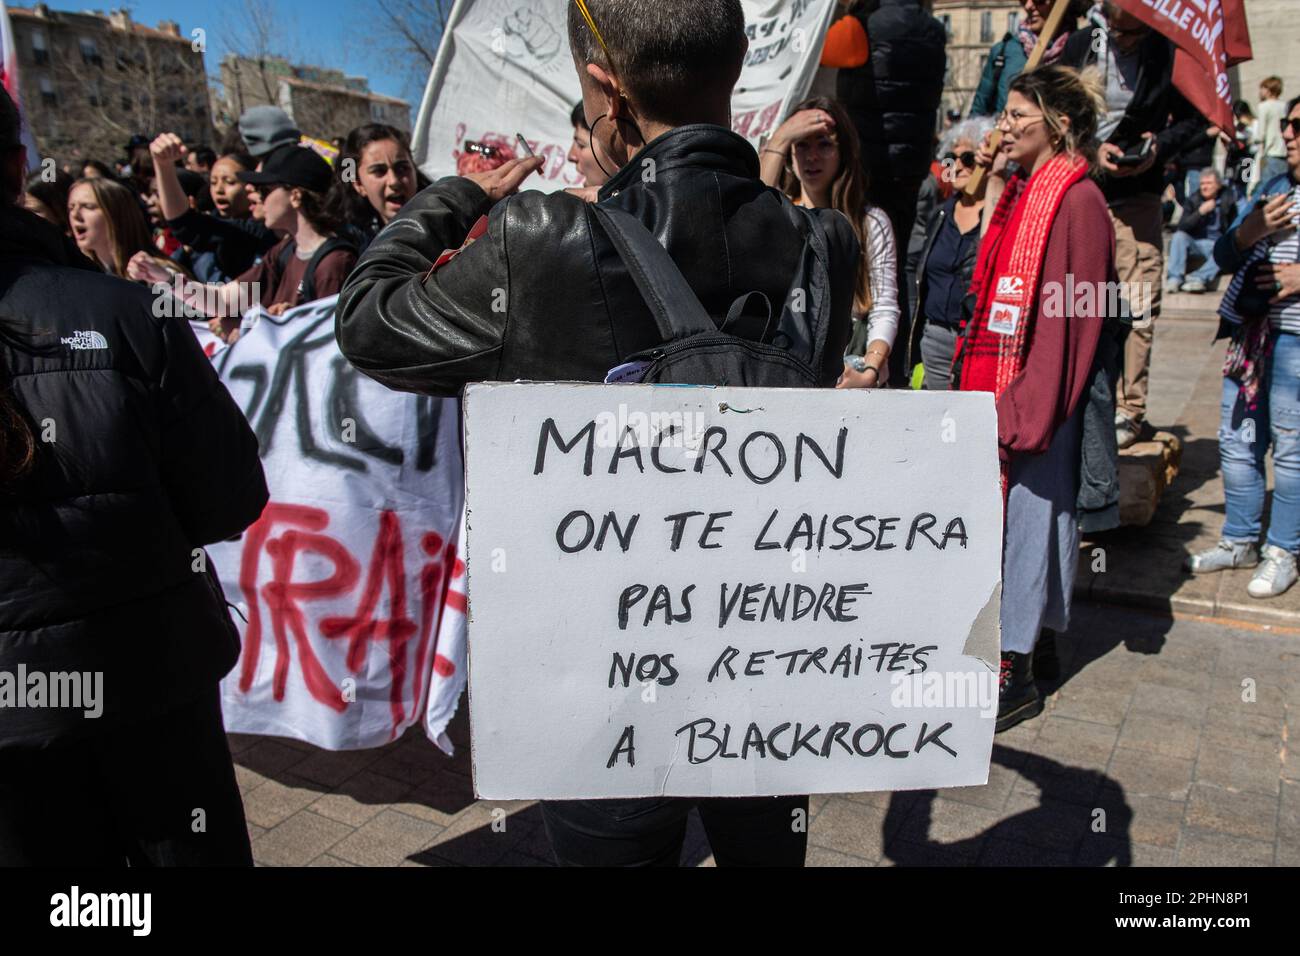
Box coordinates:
[129,145,357,338]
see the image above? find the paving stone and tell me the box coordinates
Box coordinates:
[1045,685,1133,728]
[935,759,1019,812]
[310,771,415,828]
[252,810,353,867]
[236,739,310,778]
[1116,712,1201,760]
[998,792,1094,853]
[1127,682,1210,721]
[1201,708,1284,756]
[1193,743,1282,796]
[288,747,387,788]
[389,771,479,826]
[241,776,323,829]
[1105,747,1195,801]
[234,763,266,796]
[808,798,888,862]
[1120,795,1185,850]
[329,809,447,867]
[1176,827,1275,866]
[976,838,1073,866]
[420,803,529,866]
[805,846,869,867]
[1184,783,1278,843]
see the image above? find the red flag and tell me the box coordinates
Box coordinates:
[1114,0,1252,132]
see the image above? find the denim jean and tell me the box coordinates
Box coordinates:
[1220,331,1300,552]
[1168,232,1219,284]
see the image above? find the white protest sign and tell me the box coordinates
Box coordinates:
[465,383,1003,800]
[208,297,468,753]
[412,0,838,190]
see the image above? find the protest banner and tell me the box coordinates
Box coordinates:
[1114,0,1251,132]
[411,0,839,190]
[464,383,1003,800]
[207,297,468,753]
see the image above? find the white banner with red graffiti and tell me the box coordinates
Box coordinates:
[411,0,838,191]
[206,296,468,753]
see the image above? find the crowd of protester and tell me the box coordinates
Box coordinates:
[1,0,1297,867]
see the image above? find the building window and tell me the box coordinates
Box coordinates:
[980,12,994,44]
[79,37,103,67]
[87,82,102,107]
[39,76,56,107]
[939,14,951,38]
[370,101,385,122]
[31,30,49,65]
[1008,12,1021,35]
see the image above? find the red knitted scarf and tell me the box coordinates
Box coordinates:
[955,153,1088,399]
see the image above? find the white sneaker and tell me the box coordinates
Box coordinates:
[1185,539,1259,574]
[1165,278,1183,294]
[1182,278,1207,293]
[1247,545,1298,599]
[1116,415,1142,450]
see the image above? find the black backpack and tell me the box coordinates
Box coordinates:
[592,202,835,387]
[275,235,357,304]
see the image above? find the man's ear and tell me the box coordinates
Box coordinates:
[585,62,622,120]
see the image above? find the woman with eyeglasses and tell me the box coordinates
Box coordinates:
[952,65,1116,732]
[903,116,995,390]
[760,96,899,388]
[128,146,357,341]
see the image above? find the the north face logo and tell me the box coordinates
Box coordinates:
[60,330,109,351]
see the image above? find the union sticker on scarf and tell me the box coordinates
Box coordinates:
[989,275,1026,336]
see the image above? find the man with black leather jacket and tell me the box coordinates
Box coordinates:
[338,0,859,865]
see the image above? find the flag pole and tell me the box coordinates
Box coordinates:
[964,0,1072,197]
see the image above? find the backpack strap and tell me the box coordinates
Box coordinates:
[299,236,357,303]
[773,199,834,375]
[591,205,717,340]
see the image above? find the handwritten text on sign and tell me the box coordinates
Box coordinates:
[465,384,1003,799]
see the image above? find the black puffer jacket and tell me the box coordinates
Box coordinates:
[337,124,860,392]
[0,206,268,749]
[836,0,947,184]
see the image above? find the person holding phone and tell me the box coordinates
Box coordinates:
[1062,1,1208,449]
[1186,96,1300,599]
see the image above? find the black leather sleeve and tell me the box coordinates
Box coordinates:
[336,176,499,397]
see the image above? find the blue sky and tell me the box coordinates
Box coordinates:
[57,0,439,106]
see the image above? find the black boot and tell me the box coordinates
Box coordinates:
[1033,630,1060,682]
[996,651,1043,733]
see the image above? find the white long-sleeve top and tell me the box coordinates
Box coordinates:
[853,205,901,350]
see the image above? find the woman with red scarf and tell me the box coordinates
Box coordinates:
[953,65,1115,732]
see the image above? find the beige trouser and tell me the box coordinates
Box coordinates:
[1111,195,1165,425]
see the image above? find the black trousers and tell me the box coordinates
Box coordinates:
[0,683,252,866]
[541,795,809,867]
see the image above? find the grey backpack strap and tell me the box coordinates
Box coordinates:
[592,204,717,340]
